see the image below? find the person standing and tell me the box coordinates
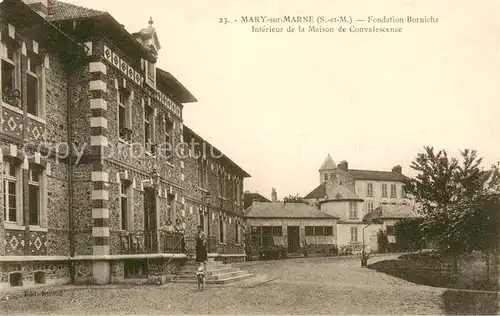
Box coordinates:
[195,225,207,269]
[174,219,186,253]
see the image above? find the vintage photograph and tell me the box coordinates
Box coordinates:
[0,0,498,314]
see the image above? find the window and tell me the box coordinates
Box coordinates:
[367,201,374,213]
[235,180,241,203]
[164,116,173,163]
[197,157,207,189]
[26,57,42,116]
[305,226,333,236]
[271,226,282,236]
[324,173,328,181]
[3,161,20,223]
[401,186,406,198]
[390,184,397,198]
[367,183,373,197]
[120,182,132,230]
[235,222,239,244]
[145,60,156,89]
[167,193,175,223]
[118,88,131,141]
[350,226,358,242]
[144,106,155,153]
[2,46,20,106]
[219,216,226,243]
[386,225,395,235]
[199,209,206,233]
[28,165,42,226]
[218,170,226,197]
[382,184,388,197]
[349,202,358,219]
[147,61,155,80]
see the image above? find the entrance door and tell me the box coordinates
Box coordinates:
[144,188,157,252]
[287,226,300,253]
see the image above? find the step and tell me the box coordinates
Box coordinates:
[172,270,248,281]
[181,264,231,271]
[207,270,248,281]
[170,273,254,285]
[178,267,236,277]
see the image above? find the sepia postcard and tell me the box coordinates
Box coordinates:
[0,0,498,315]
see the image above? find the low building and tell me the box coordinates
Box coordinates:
[244,201,338,257]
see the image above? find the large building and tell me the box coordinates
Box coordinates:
[0,0,249,290]
[304,154,417,251]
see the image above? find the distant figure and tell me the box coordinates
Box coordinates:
[164,220,174,233]
[174,219,185,252]
[195,225,207,268]
[196,264,205,291]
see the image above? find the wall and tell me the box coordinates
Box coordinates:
[336,223,381,252]
[354,179,412,215]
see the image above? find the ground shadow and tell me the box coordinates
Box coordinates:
[441,290,499,315]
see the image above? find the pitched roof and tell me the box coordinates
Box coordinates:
[319,154,336,170]
[347,169,408,182]
[244,192,270,203]
[363,204,419,222]
[304,182,326,199]
[47,0,104,21]
[244,192,270,209]
[156,68,197,103]
[245,202,337,219]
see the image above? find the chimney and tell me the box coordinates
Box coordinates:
[271,188,277,202]
[338,160,348,171]
[392,165,402,174]
[23,0,49,18]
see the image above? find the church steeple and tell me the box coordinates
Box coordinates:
[319,154,337,184]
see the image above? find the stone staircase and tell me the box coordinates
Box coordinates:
[170,260,253,284]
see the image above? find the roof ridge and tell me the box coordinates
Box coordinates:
[347,168,398,173]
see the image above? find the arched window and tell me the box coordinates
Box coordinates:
[330,173,334,179]
[324,173,328,181]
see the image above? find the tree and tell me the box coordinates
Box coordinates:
[394,218,425,252]
[283,194,306,204]
[404,147,500,273]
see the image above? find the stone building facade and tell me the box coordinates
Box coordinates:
[0,0,249,290]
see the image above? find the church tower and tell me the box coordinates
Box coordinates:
[319,154,337,184]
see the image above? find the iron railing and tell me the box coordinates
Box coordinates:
[119,230,184,254]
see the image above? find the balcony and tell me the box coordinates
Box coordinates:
[119,230,184,254]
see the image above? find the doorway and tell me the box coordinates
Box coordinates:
[144,188,157,252]
[287,226,300,253]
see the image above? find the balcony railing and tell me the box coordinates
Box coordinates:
[119,230,184,254]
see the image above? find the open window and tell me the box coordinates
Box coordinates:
[1,45,21,107]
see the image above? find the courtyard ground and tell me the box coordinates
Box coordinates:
[1,255,498,315]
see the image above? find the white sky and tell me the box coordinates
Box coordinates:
[67,0,499,200]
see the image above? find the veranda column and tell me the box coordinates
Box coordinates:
[89,60,110,284]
